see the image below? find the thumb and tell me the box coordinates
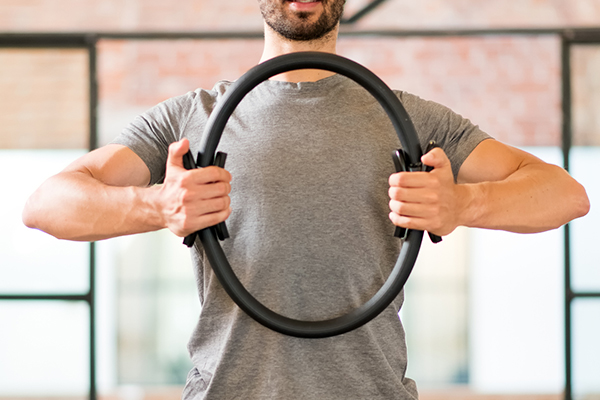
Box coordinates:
[421,147,450,171]
[166,138,190,170]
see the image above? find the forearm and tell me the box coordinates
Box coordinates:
[461,163,590,233]
[23,171,163,241]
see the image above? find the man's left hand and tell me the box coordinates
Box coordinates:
[388,147,469,237]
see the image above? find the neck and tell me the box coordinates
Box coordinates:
[259,22,339,82]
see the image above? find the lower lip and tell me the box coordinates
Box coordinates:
[287,0,322,12]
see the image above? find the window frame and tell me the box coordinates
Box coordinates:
[2,26,600,400]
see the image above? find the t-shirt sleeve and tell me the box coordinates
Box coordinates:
[110,91,198,185]
[398,91,493,181]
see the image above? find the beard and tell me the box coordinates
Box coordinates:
[258,0,346,42]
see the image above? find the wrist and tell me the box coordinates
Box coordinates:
[456,183,481,229]
[139,184,168,231]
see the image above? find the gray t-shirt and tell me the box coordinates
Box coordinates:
[114,73,490,399]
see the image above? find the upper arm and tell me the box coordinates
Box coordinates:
[457,139,546,184]
[63,144,152,187]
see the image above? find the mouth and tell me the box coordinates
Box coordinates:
[285,0,322,10]
[286,0,322,4]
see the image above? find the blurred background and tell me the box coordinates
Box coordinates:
[0,0,599,399]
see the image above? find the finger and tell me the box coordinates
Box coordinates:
[178,196,231,226]
[194,196,231,216]
[389,171,431,188]
[389,212,432,232]
[195,207,232,230]
[189,166,232,185]
[421,147,451,171]
[174,207,232,237]
[189,181,231,201]
[389,186,437,204]
[389,199,433,219]
[167,139,190,170]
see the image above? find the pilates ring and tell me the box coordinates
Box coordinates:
[192,51,425,338]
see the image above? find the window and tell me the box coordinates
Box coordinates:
[0,47,92,398]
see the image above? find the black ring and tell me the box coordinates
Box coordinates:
[196,51,424,338]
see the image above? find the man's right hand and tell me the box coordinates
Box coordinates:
[157,139,232,237]
[22,138,232,242]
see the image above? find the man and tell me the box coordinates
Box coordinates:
[23,0,589,398]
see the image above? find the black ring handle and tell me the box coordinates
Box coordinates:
[183,151,229,246]
[392,141,443,244]
[195,52,425,338]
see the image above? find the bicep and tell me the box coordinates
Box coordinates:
[457,139,545,184]
[63,144,152,187]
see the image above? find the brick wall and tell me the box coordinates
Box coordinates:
[572,45,600,146]
[97,39,264,106]
[97,35,561,147]
[352,0,600,30]
[1,0,599,32]
[3,0,597,149]
[0,0,263,32]
[0,48,89,149]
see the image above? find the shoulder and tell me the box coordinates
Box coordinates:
[130,84,231,136]
[394,90,488,140]
[158,87,221,117]
[394,90,467,137]
[148,79,235,117]
[395,90,455,122]
[394,90,492,180]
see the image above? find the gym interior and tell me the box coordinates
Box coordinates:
[0,1,599,399]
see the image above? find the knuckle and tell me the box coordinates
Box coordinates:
[205,213,221,227]
[205,166,221,181]
[208,167,220,181]
[390,200,404,214]
[428,210,443,230]
[173,172,191,189]
[219,181,231,195]
[428,192,440,204]
[207,197,225,213]
[179,172,193,186]
[182,214,201,233]
[395,173,406,186]
[179,219,190,233]
[167,142,177,156]
[218,196,230,210]
[198,168,213,182]
[171,217,190,237]
[179,187,193,204]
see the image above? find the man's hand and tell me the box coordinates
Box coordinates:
[388,147,469,237]
[389,139,589,236]
[156,139,232,237]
